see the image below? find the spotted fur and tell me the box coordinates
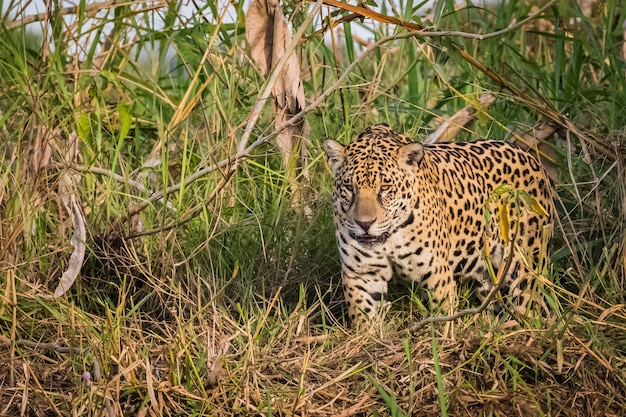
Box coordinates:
[324,124,555,325]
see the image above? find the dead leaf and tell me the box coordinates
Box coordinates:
[54,132,86,297]
[246,0,277,78]
[23,124,56,237]
[246,0,310,204]
[426,93,495,144]
[207,342,230,388]
[144,358,158,414]
[30,125,53,180]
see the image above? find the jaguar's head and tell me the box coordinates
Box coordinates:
[324,125,425,246]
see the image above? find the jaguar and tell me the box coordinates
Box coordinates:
[323,124,555,326]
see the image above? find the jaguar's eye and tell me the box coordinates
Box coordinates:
[343,182,353,193]
[380,184,392,193]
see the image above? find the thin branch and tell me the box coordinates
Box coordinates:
[425,93,495,144]
[409,252,512,333]
[54,163,177,213]
[3,0,167,31]
[124,169,234,239]
[410,202,520,333]
[120,157,232,225]
[311,0,556,42]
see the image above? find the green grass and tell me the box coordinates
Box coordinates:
[1,0,625,415]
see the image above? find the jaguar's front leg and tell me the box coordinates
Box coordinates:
[341,262,392,327]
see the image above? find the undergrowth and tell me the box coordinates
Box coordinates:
[0,0,625,416]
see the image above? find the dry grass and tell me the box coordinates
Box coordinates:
[2,271,626,416]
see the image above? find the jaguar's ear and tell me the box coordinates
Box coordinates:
[323,139,345,173]
[398,142,424,170]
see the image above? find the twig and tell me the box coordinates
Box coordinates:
[124,168,234,239]
[409,246,514,333]
[410,205,519,333]
[120,157,232,225]
[2,0,167,31]
[311,0,556,41]
[52,163,177,213]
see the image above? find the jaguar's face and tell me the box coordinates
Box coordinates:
[336,172,398,245]
[324,127,425,246]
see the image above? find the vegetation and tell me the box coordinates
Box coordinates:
[1,0,625,415]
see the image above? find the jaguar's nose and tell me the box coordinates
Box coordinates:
[355,218,375,233]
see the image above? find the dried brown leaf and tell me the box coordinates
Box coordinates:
[426,93,495,145]
[54,132,86,298]
[246,0,309,190]
[145,358,158,413]
[245,0,276,77]
[30,126,53,179]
